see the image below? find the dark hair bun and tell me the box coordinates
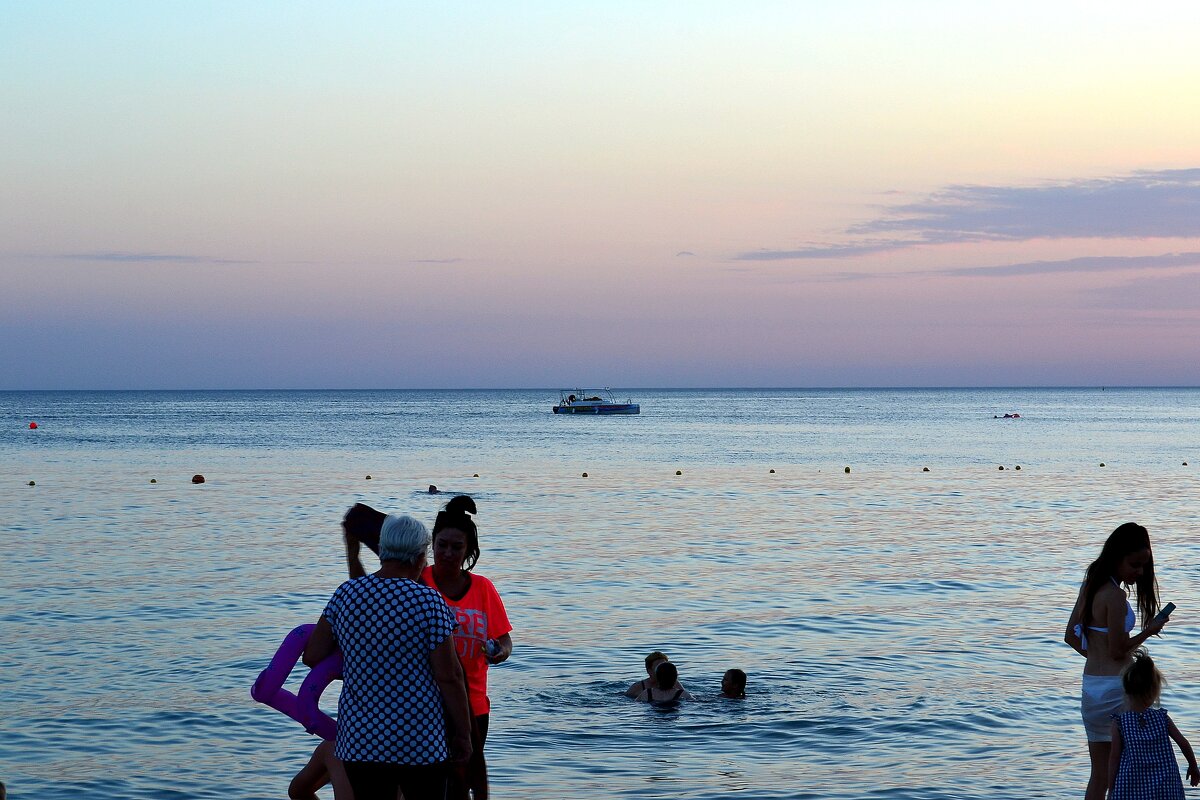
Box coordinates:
[446,495,476,515]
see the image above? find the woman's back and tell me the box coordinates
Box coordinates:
[323,575,456,764]
[1081,581,1137,676]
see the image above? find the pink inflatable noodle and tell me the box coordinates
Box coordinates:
[251,624,341,741]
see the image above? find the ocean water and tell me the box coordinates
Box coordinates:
[2,388,1200,799]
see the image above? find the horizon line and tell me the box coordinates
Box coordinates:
[2,385,1199,392]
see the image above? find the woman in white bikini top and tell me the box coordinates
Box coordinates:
[1064,523,1169,800]
[1073,576,1136,655]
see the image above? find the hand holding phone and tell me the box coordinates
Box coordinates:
[1154,602,1177,623]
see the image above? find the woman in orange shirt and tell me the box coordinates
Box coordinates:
[423,495,513,800]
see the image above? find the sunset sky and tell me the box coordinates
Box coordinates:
[3,2,1199,388]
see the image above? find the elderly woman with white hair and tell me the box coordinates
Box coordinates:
[304,514,472,800]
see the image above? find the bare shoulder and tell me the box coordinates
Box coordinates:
[1092,581,1127,612]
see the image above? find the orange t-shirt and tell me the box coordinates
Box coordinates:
[422,567,513,715]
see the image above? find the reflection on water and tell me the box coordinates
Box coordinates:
[2,389,1200,799]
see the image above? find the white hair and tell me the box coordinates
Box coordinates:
[378,514,430,564]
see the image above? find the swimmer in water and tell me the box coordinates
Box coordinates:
[720,668,747,699]
[635,662,694,704]
[625,651,687,698]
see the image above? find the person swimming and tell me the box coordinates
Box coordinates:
[625,651,687,698]
[720,668,747,699]
[635,662,694,704]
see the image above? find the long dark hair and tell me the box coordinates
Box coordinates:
[1081,522,1159,626]
[432,495,480,572]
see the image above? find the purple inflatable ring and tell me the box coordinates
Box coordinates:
[251,624,341,741]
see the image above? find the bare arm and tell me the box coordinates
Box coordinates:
[1064,584,1087,656]
[1103,589,1166,661]
[1108,719,1123,793]
[1167,716,1200,786]
[429,637,473,763]
[303,616,337,668]
[344,531,367,580]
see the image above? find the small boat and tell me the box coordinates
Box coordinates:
[553,388,640,415]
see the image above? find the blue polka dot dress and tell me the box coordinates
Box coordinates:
[323,575,457,765]
[1111,707,1185,800]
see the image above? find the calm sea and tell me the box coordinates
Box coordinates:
[2,388,1200,799]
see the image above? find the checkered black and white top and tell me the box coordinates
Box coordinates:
[323,575,457,764]
[1111,706,1185,800]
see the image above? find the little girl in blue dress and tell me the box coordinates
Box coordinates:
[1109,649,1200,799]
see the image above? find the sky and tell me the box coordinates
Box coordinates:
[3,1,1200,388]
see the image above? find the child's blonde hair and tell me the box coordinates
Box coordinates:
[1122,648,1165,707]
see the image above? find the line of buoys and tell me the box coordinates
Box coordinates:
[28,460,1186,492]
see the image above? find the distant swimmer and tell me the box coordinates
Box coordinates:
[994,413,1021,419]
[635,661,694,704]
[625,651,687,698]
[720,668,747,699]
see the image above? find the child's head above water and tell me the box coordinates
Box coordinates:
[722,668,747,698]
[654,661,678,690]
[1123,648,1164,707]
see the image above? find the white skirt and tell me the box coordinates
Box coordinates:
[1081,674,1124,742]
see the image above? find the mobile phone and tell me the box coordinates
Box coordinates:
[1155,602,1177,622]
